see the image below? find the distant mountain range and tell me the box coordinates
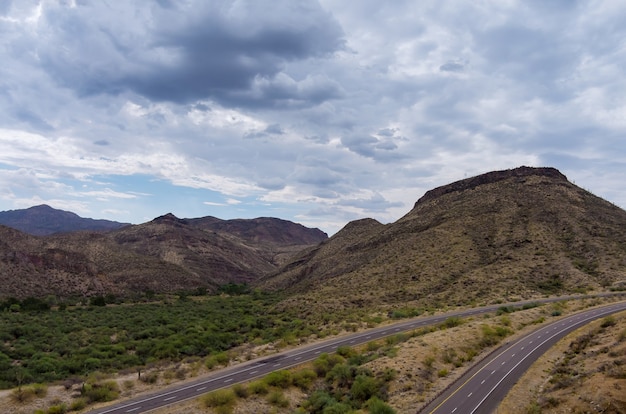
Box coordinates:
[2,166,625,310]
[0,207,327,299]
[0,204,130,235]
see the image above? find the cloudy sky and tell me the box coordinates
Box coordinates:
[1,0,625,235]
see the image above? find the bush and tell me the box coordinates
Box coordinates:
[293,368,317,391]
[264,369,292,388]
[267,390,289,408]
[351,374,379,404]
[11,387,35,403]
[367,396,396,414]
[82,381,120,403]
[202,389,235,408]
[69,397,88,411]
[248,379,269,395]
[233,383,248,398]
[313,353,345,377]
[337,345,357,359]
[46,404,68,414]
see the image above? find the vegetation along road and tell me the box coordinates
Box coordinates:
[90,293,626,414]
[420,299,626,413]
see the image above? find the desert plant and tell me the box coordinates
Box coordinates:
[82,380,119,403]
[292,368,317,391]
[203,388,236,408]
[367,396,396,414]
[264,369,292,388]
[248,379,269,395]
[267,390,290,407]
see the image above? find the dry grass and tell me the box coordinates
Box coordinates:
[499,309,626,413]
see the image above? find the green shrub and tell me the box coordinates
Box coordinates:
[367,396,396,414]
[82,381,119,403]
[313,353,345,377]
[264,369,292,388]
[267,390,289,408]
[350,374,379,404]
[337,345,357,359]
[292,368,317,391]
[322,401,353,413]
[202,389,235,408]
[69,397,87,411]
[248,379,269,395]
[46,404,68,414]
[440,316,463,329]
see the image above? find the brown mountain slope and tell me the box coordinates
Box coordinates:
[261,166,626,311]
[0,213,327,299]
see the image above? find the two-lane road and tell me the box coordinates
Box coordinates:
[89,294,625,414]
[420,300,626,413]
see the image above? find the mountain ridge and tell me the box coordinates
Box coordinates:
[261,166,626,312]
[0,204,130,236]
[0,209,327,299]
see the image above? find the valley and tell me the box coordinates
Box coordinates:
[2,166,626,413]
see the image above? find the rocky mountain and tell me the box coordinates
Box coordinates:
[0,212,327,299]
[0,204,130,235]
[261,166,626,311]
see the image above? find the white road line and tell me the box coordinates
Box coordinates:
[224,378,233,383]
[249,371,258,375]
[163,396,176,401]
[273,363,281,367]
[196,387,206,391]
[126,408,141,413]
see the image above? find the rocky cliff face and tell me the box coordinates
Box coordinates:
[415,166,567,206]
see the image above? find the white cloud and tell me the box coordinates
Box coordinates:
[0,1,625,234]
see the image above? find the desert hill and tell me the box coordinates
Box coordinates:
[0,204,130,235]
[0,212,327,299]
[261,166,626,311]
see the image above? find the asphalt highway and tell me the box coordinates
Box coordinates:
[419,300,626,414]
[89,293,626,414]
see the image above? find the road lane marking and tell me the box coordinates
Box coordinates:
[196,387,206,391]
[126,408,141,413]
[224,378,233,383]
[163,396,176,401]
[249,371,258,375]
[481,380,485,384]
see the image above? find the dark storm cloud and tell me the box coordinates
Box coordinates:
[36,1,345,107]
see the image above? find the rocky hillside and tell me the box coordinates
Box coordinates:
[261,166,626,311]
[0,204,129,235]
[0,212,327,299]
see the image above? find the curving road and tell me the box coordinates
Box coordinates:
[89,293,625,414]
[419,300,626,414]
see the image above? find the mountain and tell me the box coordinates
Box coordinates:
[0,212,327,299]
[0,204,130,235]
[261,166,626,311]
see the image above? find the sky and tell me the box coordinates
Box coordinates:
[1,0,625,235]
